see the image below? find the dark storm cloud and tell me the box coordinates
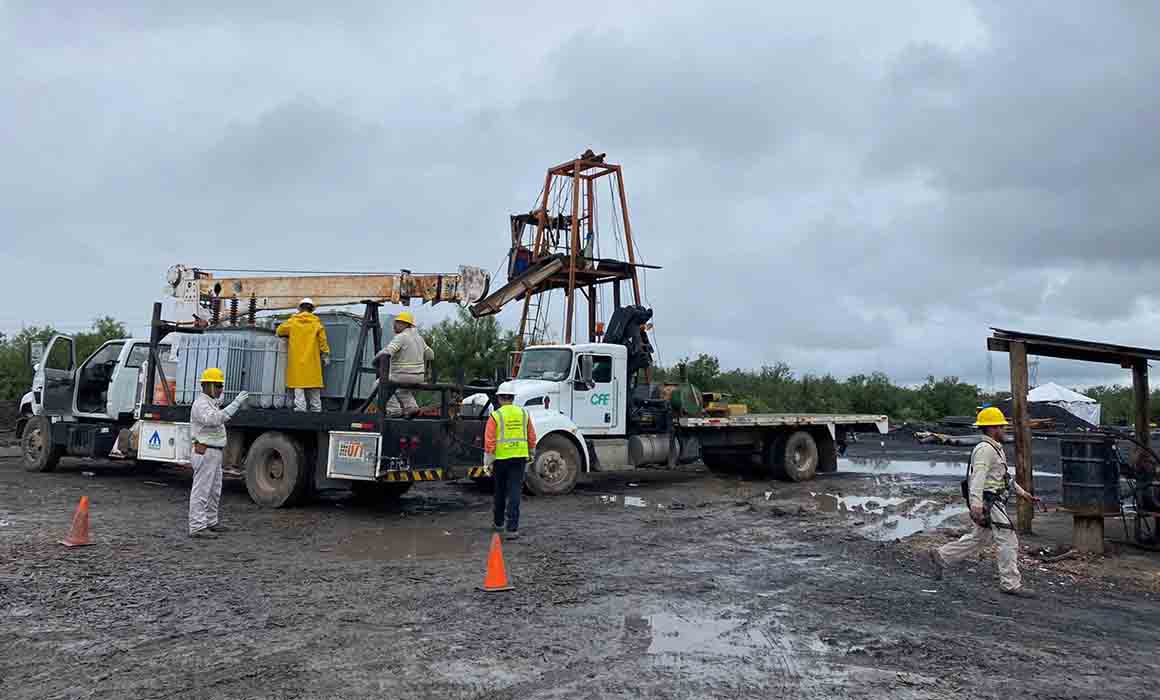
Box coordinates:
[1,1,1157,388]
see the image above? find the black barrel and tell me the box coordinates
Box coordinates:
[1060,436,1120,515]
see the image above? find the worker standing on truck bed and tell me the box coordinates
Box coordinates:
[189,369,248,539]
[485,389,537,540]
[375,311,433,418]
[277,298,330,412]
[927,407,1041,597]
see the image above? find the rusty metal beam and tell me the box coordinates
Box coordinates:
[198,267,490,313]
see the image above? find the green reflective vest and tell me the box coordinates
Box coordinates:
[492,404,530,460]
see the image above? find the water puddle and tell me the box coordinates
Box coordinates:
[333,527,472,560]
[596,495,671,510]
[812,492,968,541]
[840,458,1061,479]
[625,612,765,657]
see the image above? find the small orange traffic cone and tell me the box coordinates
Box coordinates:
[478,533,514,592]
[60,496,94,547]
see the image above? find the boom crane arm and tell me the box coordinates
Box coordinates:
[164,264,491,321]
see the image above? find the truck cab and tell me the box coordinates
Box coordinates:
[21,334,170,472]
[506,343,628,435]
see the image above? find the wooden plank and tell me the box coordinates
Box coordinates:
[1009,341,1034,533]
[1133,360,1151,464]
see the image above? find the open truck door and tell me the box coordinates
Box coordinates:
[37,335,76,416]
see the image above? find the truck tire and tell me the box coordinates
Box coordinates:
[772,430,818,482]
[244,432,308,508]
[21,416,63,473]
[350,481,414,503]
[525,435,581,496]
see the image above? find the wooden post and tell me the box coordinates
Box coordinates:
[1132,360,1151,464]
[1009,341,1034,533]
[1072,516,1105,554]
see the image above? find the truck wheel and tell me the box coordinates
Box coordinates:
[245,432,308,508]
[350,481,414,503]
[773,430,818,482]
[22,416,63,473]
[526,435,581,496]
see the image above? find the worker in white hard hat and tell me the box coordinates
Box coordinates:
[927,407,1042,597]
[188,368,248,539]
[276,298,330,412]
[485,388,537,540]
[374,310,433,418]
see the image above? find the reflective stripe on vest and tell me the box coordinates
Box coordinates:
[492,404,530,460]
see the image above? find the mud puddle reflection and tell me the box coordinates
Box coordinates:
[840,457,1061,479]
[333,527,472,560]
[813,493,967,541]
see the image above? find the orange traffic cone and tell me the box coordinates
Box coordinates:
[60,496,94,547]
[478,533,514,592]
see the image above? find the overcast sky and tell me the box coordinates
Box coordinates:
[2,1,1157,389]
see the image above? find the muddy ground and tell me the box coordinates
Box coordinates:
[2,438,1159,699]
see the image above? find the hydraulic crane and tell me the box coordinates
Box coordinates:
[165,264,491,324]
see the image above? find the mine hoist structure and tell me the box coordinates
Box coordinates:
[469,150,659,376]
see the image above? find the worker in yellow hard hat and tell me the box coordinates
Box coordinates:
[276,298,331,412]
[188,368,248,539]
[374,310,434,418]
[927,406,1041,597]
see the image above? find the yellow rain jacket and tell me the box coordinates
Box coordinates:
[276,312,330,389]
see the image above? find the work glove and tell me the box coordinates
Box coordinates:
[483,453,495,467]
[225,391,250,417]
[322,353,331,368]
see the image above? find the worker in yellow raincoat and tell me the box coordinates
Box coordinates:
[276,298,330,412]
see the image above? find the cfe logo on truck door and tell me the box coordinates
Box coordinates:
[590,393,610,406]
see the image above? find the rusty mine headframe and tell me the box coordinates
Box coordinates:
[469,150,660,353]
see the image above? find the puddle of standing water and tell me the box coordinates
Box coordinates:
[333,527,472,560]
[812,492,968,541]
[840,457,1061,479]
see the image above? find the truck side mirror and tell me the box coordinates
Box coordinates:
[577,355,595,388]
[29,341,45,369]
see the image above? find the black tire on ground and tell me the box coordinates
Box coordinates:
[771,430,819,482]
[349,481,414,503]
[525,434,581,496]
[21,415,63,473]
[244,432,309,508]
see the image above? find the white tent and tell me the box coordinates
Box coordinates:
[1027,382,1101,426]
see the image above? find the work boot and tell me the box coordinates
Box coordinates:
[189,529,220,540]
[505,530,521,541]
[208,523,232,533]
[492,523,504,533]
[1001,587,1036,599]
[926,548,945,580]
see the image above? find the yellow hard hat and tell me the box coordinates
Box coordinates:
[395,311,415,326]
[200,367,225,384]
[974,407,1008,427]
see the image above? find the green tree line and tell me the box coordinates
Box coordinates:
[3,313,1152,426]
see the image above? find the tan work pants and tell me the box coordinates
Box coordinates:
[937,502,1022,592]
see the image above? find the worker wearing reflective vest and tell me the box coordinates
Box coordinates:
[928,407,1041,597]
[375,311,433,418]
[485,390,538,540]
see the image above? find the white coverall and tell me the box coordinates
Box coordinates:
[375,326,433,417]
[189,391,246,534]
[936,436,1026,592]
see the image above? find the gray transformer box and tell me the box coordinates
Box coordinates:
[172,311,392,408]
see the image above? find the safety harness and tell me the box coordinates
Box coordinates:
[960,441,1014,530]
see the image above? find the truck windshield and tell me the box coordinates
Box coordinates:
[517,349,573,381]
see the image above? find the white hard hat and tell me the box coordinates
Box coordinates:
[299,298,315,308]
